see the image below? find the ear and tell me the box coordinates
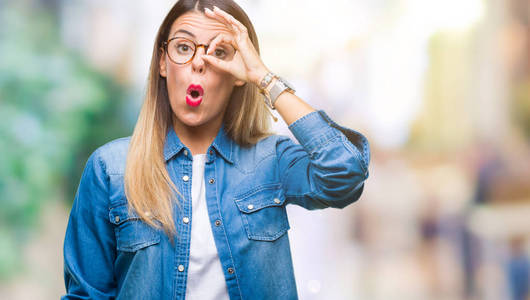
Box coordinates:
[159,48,167,78]
[234,79,245,87]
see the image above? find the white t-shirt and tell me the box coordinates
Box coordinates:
[185,154,229,300]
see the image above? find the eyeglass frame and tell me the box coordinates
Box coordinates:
[162,36,236,65]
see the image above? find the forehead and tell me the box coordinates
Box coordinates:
[169,12,231,40]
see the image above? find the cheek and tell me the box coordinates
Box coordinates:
[166,64,183,85]
[212,73,236,95]
[165,65,187,100]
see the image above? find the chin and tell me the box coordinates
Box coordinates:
[175,114,206,127]
[170,101,224,130]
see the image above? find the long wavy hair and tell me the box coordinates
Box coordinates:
[124,0,271,238]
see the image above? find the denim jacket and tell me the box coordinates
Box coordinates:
[62,110,370,300]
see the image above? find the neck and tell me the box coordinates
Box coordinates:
[172,116,223,156]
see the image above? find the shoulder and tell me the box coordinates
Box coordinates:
[231,134,297,170]
[90,136,131,176]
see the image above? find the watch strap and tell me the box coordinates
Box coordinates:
[268,77,295,108]
[258,73,296,110]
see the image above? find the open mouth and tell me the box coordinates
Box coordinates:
[186,84,204,107]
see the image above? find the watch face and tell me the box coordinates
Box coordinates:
[260,73,274,89]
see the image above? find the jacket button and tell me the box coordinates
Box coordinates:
[209,178,215,184]
[183,217,190,224]
[247,204,254,210]
[114,216,120,223]
[215,220,221,226]
[209,149,214,155]
[274,198,281,204]
[227,267,234,274]
[183,149,188,156]
[178,265,185,272]
[182,175,189,182]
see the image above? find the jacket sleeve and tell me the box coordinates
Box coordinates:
[62,149,117,299]
[277,110,370,210]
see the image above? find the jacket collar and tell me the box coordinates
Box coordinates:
[163,123,234,164]
[210,124,234,164]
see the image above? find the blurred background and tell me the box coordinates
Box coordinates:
[0,0,528,299]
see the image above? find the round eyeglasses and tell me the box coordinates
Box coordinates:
[163,37,237,65]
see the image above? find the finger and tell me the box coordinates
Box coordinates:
[208,7,254,55]
[204,8,248,54]
[204,7,237,34]
[207,33,237,56]
[212,6,248,35]
[207,6,247,42]
[204,8,242,39]
[204,7,219,20]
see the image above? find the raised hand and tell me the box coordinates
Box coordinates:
[203,6,269,86]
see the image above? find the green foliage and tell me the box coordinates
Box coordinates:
[0,2,132,279]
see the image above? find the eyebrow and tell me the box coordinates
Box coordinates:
[172,29,218,43]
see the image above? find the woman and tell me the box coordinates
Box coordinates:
[62,0,370,299]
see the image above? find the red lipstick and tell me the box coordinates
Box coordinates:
[186,84,204,107]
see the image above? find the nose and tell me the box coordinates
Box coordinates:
[191,44,208,73]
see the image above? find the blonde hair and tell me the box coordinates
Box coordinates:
[124,0,271,239]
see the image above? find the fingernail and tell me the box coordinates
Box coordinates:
[205,7,212,13]
[213,6,219,11]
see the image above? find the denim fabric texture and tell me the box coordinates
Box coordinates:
[62,110,370,300]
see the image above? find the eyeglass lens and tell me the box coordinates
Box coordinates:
[167,37,236,64]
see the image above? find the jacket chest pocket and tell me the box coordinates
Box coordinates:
[234,184,290,241]
[109,204,161,252]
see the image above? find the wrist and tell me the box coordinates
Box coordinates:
[254,67,271,88]
[258,73,296,110]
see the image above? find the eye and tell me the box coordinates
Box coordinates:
[176,43,193,54]
[214,48,227,59]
